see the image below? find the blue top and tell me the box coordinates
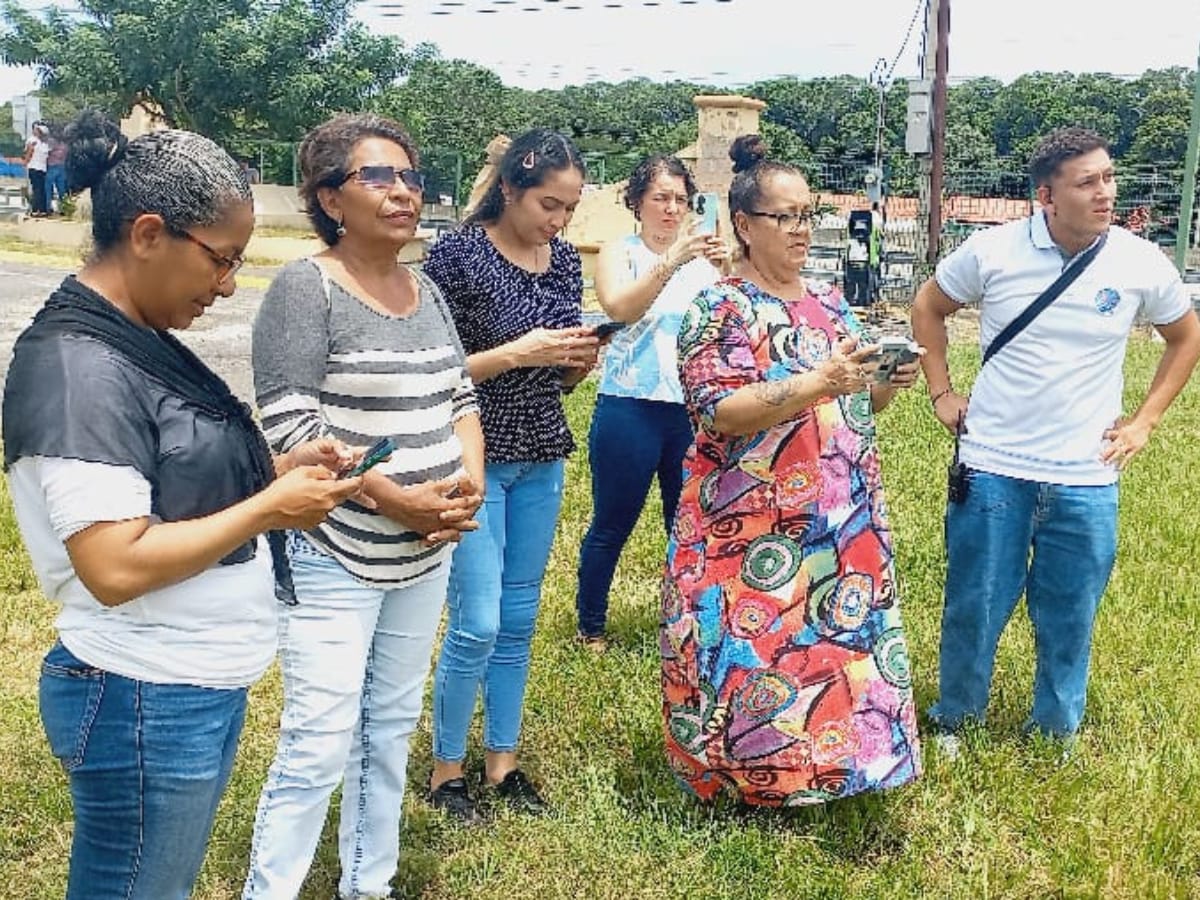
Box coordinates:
[423,224,583,463]
[598,235,720,404]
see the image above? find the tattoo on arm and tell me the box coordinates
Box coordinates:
[751,380,794,407]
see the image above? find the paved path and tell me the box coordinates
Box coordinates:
[0,260,266,408]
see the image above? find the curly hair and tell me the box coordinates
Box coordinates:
[623,154,696,220]
[64,109,251,255]
[1028,127,1110,187]
[297,113,421,246]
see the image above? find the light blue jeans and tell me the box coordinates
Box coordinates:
[39,641,247,900]
[432,460,565,762]
[931,469,1119,737]
[243,534,449,900]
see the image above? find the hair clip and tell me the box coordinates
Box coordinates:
[521,150,536,170]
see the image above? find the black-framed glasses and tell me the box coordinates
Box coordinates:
[746,209,815,231]
[341,165,425,193]
[177,231,244,283]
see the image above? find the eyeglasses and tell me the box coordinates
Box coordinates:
[177,231,244,283]
[745,209,815,231]
[341,165,425,193]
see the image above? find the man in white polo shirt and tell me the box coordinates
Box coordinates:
[911,126,1200,742]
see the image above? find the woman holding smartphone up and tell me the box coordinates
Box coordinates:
[243,114,484,900]
[574,154,729,650]
[422,129,598,821]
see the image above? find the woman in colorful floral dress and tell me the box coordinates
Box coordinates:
[662,135,923,806]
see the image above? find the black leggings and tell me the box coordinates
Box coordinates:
[28,169,47,214]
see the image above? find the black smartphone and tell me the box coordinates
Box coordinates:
[869,336,920,383]
[341,436,395,479]
[593,321,627,340]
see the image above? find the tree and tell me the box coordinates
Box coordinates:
[375,56,516,203]
[0,102,22,156]
[0,0,414,144]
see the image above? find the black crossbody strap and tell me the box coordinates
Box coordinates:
[981,229,1109,367]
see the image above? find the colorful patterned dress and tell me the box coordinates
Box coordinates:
[661,276,921,806]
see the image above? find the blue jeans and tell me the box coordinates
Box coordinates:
[46,163,67,210]
[932,470,1119,737]
[576,394,692,637]
[432,459,565,761]
[244,535,448,900]
[39,641,247,900]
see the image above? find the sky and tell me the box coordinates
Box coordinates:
[1,0,1199,105]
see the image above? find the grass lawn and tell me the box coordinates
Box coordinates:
[1,338,1198,899]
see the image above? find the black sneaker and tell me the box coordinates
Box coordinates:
[489,769,550,816]
[428,777,483,825]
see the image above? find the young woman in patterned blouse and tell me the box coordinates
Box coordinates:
[423,129,598,821]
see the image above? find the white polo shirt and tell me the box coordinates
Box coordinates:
[935,214,1192,486]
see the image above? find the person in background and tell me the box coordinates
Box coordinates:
[23,121,50,217]
[240,157,262,185]
[662,134,923,806]
[422,128,598,821]
[45,126,68,214]
[242,113,484,900]
[574,153,727,651]
[911,126,1200,752]
[2,109,360,900]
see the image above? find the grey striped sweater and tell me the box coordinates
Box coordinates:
[252,258,478,586]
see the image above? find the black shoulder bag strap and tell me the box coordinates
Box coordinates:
[981,229,1109,366]
[947,228,1108,506]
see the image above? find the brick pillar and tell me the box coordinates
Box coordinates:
[691,94,767,234]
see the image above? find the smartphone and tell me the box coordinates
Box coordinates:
[593,321,627,341]
[341,436,395,478]
[691,191,720,235]
[869,336,920,383]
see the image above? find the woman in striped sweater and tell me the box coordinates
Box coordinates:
[242,114,485,900]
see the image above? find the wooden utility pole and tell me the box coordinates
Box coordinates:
[1175,39,1200,275]
[927,0,950,266]
[913,0,949,270]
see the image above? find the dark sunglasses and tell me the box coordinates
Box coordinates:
[340,165,425,193]
[177,230,244,283]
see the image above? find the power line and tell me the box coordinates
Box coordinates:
[886,0,928,84]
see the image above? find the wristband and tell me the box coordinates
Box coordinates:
[930,388,952,407]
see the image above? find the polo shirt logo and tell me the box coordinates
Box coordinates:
[1094,287,1121,316]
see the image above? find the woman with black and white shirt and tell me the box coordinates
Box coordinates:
[243,114,485,900]
[422,129,598,822]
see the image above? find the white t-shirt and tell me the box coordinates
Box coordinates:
[599,235,720,403]
[26,137,49,172]
[935,214,1192,485]
[8,456,277,687]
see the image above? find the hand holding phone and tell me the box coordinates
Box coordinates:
[341,436,395,478]
[593,321,627,342]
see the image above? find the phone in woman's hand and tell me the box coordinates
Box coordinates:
[341,436,395,478]
[593,321,627,342]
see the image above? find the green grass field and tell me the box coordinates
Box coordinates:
[2,339,1198,900]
